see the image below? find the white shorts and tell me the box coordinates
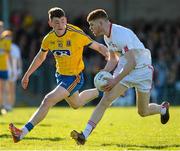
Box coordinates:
[119,65,154,93]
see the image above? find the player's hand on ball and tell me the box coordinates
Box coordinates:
[102,77,117,91]
[21,74,29,89]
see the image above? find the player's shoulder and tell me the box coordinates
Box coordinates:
[66,24,87,36]
[42,30,54,41]
[67,24,83,31]
[113,24,132,32]
[112,24,128,31]
[45,30,54,37]
[112,24,134,37]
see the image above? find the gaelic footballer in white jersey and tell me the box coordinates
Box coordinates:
[104,23,153,92]
[71,9,170,145]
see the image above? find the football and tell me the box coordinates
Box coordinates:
[94,71,113,91]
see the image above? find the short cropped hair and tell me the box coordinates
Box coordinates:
[87,9,108,22]
[48,7,65,20]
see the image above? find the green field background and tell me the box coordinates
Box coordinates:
[0,107,180,150]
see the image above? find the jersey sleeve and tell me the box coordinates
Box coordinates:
[120,30,139,54]
[82,34,93,46]
[124,35,134,50]
[41,35,49,52]
[67,24,93,46]
[104,36,118,52]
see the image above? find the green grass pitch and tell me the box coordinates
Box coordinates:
[0,107,180,150]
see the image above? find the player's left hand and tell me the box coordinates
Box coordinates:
[102,77,117,91]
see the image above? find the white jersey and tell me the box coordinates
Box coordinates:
[104,24,152,76]
[11,43,21,59]
[104,24,153,92]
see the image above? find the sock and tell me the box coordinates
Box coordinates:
[98,90,103,98]
[20,122,34,139]
[83,120,96,139]
[160,105,167,115]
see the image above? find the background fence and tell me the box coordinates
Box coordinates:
[1,0,180,106]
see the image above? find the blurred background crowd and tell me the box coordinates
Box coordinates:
[0,0,180,108]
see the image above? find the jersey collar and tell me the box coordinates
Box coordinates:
[54,29,67,37]
[107,23,112,38]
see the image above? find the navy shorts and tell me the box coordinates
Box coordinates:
[0,70,8,80]
[55,72,84,96]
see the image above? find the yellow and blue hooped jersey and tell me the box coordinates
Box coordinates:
[41,24,93,75]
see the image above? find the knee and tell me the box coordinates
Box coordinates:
[99,97,111,109]
[69,102,81,110]
[100,101,109,108]
[70,104,80,110]
[41,95,53,108]
[138,110,148,117]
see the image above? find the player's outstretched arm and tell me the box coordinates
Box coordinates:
[21,50,48,89]
[103,50,136,92]
[89,41,109,60]
[103,51,119,72]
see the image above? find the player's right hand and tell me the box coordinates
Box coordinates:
[102,77,117,92]
[21,74,29,89]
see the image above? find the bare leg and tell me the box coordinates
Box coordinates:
[0,80,3,108]
[82,83,128,139]
[136,90,161,117]
[9,85,70,142]
[9,81,16,108]
[90,84,127,124]
[0,80,7,114]
[66,88,99,109]
[5,81,15,110]
[29,85,69,126]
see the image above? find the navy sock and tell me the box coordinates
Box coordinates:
[98,90,103,98]
[25,122,34,132]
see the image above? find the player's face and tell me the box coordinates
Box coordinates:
[49,17,67,32]
[89,20,103,36]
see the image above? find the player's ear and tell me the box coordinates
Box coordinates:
[64,17,68,24]
[99,20,103,26]
[48,20,53,27]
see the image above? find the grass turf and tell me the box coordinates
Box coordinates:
[0,107,180,150]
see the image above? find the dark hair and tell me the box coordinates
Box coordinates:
[48,7,65,20]
[87,9,108,22]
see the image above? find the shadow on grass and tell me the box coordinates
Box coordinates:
[0,122,51,127]
[0,134,65,142]
[101,143,180,149]
[0,122,24,125]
